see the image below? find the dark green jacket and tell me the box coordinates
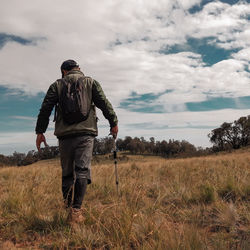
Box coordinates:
[35,70,118,138]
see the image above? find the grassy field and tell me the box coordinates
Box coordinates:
[0,151,249,249]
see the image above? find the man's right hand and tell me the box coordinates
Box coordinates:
[36,133,48,151]
[110,125,118,139]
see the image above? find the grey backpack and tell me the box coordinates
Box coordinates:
[59,77,91,124]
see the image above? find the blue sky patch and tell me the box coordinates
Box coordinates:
[245,65,250,73]
[160,37,240,66]
[0,33,33,49]
[119,90,173,113]
[120,103,164,114]
[186,96,250,111]
[0,86,49,132]
[126,90,173,102]
[120,91,250,113]
[189,0,241,14]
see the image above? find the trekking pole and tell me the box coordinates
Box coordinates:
[113,138,119,196]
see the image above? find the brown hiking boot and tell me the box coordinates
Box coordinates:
[67,208,85,225]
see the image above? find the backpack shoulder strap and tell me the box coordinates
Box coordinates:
[53,78,69,122]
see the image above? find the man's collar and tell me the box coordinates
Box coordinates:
[66,69,84,76]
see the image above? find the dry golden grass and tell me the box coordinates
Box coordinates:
[0,151,249,249]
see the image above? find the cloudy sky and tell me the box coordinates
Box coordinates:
[0,0,249,155]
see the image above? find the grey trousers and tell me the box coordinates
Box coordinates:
[59,135,94,208]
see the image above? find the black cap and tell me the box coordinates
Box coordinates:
[60,59,79,71]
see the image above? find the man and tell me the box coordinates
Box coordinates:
[35,59,118,221]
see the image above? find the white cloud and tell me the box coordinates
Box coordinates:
[232,47,250,62]
[0,1,248,97]
[0,0,248,101]
[190,1,250,40]
[10,116,36,121]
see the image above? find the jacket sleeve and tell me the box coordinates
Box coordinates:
[92,80,118,128]
[35,81,59,134]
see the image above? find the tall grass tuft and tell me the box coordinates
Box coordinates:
[199,184,216,204]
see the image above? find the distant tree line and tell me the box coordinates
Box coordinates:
[2,115,249,167]
[209,116,250,151]
[0,146,59,167]
[93,136,210,157]
[0,137,211,167]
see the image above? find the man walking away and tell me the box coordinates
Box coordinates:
[35,60,118,223]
